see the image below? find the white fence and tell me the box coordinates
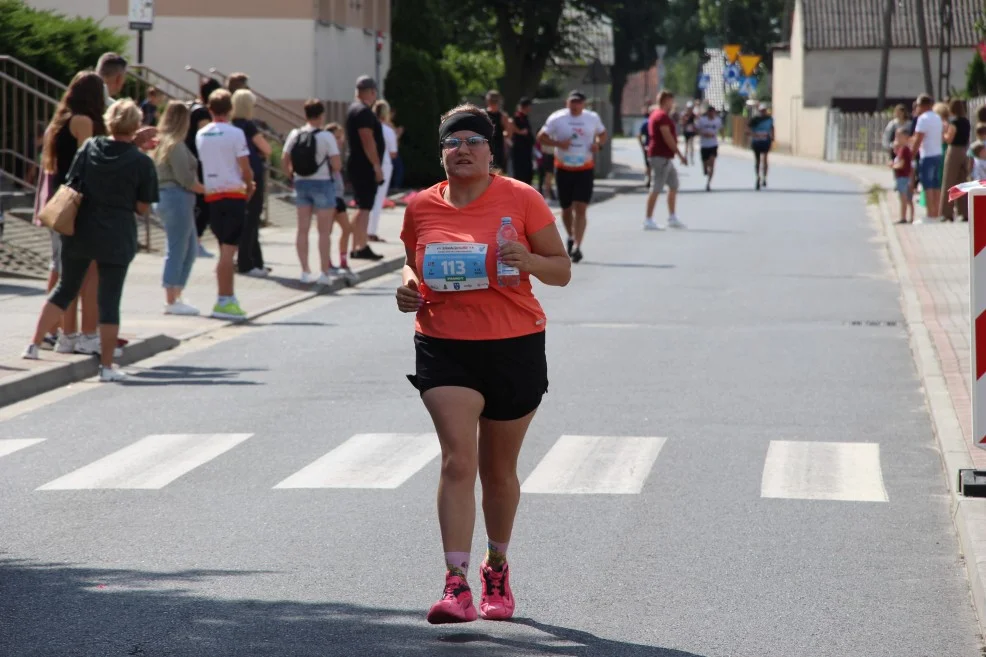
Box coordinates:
[828,95,986,165]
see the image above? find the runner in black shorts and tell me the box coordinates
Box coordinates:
[682,102,697,166]
[397,104,571,625]
[537,90,608,263]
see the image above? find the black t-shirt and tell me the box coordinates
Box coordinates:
[951,116,971,147]
[512,112,533,153]
[185,103,212,157]
[232,118,263,171]
[346,101,384,172]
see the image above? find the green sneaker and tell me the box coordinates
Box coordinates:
[212,299,247,320]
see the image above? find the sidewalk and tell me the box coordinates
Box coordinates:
[0,197,407,407]
[718,143,986,636]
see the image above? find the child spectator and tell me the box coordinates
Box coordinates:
[892,128,915,224]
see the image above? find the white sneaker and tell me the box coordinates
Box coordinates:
[98,365,129,383]
[316,272,335,286]
[643,219,663,231]
[74,333,101,355]
[197,244,214,258]
[913,217,928,225]
[165,301,201,316]
[246,267,269,278]
[300,271,319,284]
[339,266,359,284]
[667,216,686,229]
[22,344,39,360]
[54,332,79,354]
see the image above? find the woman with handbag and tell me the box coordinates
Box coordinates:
[24,100,159,382]
[34,70,106,355]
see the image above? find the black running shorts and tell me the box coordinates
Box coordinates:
[408,331,548,421]
[208,197,246,246]
[555,168,594,209]
[700,146,719,162]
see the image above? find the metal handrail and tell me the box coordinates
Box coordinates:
[0,70,61,106]
[129,65,198,100]
[0,56,67,93]
[208,67,307,124]
[184,65,219,92]
[0,161,36,192]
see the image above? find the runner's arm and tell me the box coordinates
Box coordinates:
[523,223,571,287]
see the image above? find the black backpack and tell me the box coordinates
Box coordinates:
[290,128,325,176]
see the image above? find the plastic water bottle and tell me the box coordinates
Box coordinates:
[496,217,520,287]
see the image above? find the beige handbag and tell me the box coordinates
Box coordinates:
[37,141,88,236]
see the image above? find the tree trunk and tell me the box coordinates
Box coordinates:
[610,66,628,136]
[494,1,564,110]
[876,0,894,111]
[915,0,935,96]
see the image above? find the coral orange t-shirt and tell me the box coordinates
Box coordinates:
[400,175,557,341]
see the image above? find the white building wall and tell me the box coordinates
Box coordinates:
[315,24,392,105]
[803,48,977,107]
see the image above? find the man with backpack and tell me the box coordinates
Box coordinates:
[282,99,342,285]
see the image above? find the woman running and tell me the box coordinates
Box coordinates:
[396,104,571,624]
[749,103,774,190]
[682,101,698,166]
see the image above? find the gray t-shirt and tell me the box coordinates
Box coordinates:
[283,125,340,181]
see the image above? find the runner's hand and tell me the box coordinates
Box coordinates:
[397,279,423,313]
[590,142,600,153]
[557,139,572,150]
[498,241,534,272]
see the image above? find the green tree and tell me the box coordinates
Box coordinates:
[968,53,986,97]
[697,0,789,67]
[385,44,444,188]
[0,0,127,82]
[440,45,504,99]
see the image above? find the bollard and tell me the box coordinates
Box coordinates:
[970,188,986,451]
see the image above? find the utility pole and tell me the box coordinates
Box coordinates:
[915,0,935,96]
[876,0,895,111]
[938,0,954,98]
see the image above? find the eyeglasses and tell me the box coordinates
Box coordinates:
[441,136,489,150]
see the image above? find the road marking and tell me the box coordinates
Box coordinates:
[37,433,252,490]
[0,438,45,459]
[760,440,889,502]
[274,433,440,489]
[520,435,666,494]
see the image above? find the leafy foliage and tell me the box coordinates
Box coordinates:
[968,53,986,98]
[0,0,127,83]
[440,45,504,99]
[385,44,446,188]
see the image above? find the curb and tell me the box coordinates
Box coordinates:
[862,174,986,637]
[0,255,405,409]
[0,334,180,409]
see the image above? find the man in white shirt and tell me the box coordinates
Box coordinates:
[196,89,255,319]
[536,90,608,264]
[283,99,343,284]
[911,93,944,222]
[696,105,722,191]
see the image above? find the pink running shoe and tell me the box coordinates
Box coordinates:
[426,573,478,624]
[479,561,515,620]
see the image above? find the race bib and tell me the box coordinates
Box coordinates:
[559,147,589,168]
[422,243,489,292]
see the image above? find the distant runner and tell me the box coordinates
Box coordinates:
[681,101,697,166]
[537,90,607,264]
[749,103,774,190]
[696,105,722,191]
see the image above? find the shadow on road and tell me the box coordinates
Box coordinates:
[0,281,47,297]
[0,558,708,657]
[118,365,266,387]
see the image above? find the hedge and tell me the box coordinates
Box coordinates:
[0,0,127,83]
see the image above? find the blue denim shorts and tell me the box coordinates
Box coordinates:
[895,176,910,195]
[294,178,336,210]
[919,155,942,190]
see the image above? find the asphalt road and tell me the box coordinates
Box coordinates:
[0,141,981,657]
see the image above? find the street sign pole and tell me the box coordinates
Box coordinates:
[128,0,154,64]
[655,44,667,90]
[970,188,986,451]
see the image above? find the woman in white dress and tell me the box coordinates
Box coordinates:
[369,100,399,242]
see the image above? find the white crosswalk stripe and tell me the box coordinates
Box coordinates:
[760,440,889,502]
[0,439,45,459]
[520,435,667,494]
[36,433,253,490]
[274,433,440,489]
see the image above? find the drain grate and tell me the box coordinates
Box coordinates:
[845,320,900,327]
